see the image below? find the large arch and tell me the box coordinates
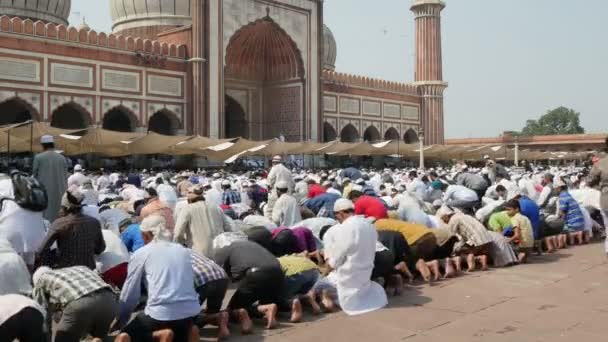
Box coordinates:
[340,124,359,143]
[103,106,138,132]
[363,126,381,143]
[148,109,181,136]
[225,95,248,138]
[50,102,91,130]
[225,17,305,141]
[384,127,400,141]
[404,128,419,144]
[323,122,337,142]
[0,97,39,125]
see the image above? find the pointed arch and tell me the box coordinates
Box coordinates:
[50,101,92,129]
[323,122,337,142]
[148,109,181,136]
[225,95,248,139]
[404,128,419,144]
[363,125,381,143]
[0,96,40,125]
[340,124,359,143]
[384,127,400,141]
[103,105,139,132]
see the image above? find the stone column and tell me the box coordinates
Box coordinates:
[411,0,448,145]
[190,0,206,135]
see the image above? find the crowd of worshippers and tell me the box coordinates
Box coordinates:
[1,134,608,342]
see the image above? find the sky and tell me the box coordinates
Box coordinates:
[69,0,608,139]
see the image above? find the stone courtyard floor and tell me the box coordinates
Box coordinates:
[199,242,608,342]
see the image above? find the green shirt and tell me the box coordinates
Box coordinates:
[488,211,512,233]
[278,255,318,277]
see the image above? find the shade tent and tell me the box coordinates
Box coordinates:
[170,136,234,155]
[203,138,272,162]
[125,132,193,155]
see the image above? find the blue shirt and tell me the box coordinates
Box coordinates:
[222,190,241,205]
[305,193,341,218]
[518,196,541,240]
[558,191,585,231]
[120,224,145,253]
[118,241,200,325]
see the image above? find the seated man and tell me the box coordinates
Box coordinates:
[488,211,513,234]
[374,218,441,282]
[33,266,125,342]
[118,215,201,342]
[213,240,290,331]
[556,178,586,246]
[321,199,388,316]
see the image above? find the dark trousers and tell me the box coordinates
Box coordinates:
[122,313,195,342]
[228,266,289,313]
[372,249,396,279]
[0,307,46,342]
[377,230,414,271]
[196,278,229,314]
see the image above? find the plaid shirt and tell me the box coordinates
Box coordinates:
[222,190,242,205]
[33,266,111,310]
[191,251,227,288]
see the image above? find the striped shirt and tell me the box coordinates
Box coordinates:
[222,190,241,205]
[559,191,585,230]
[447,213,494,247]
[33,266,111,310]
[191,251,227,288]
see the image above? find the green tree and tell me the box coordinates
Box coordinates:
[520,106,585,136]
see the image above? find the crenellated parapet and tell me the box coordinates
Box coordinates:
[323,70,418,96]
[0,15,188,60]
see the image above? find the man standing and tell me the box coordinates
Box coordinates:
[271,181,302,227]
[265,155,294,219]
[590,138,608,254]
[33,135,68,222]
[322,199,387,315]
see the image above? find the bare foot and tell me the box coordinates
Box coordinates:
[236,309,253,334]
[427,260,441,281]
[416,259,432,283]
[444,258,456,278]
[218,311,230,339]
[452,256,462,273]
[466,254,476,272]
[290,299,303,323]
[392,274,404,296]
[260,304,278,329]
[307,292,322,315]
[321,290,337,313]
[477,255,489,271]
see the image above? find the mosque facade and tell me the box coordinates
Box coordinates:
[0,0,447,144]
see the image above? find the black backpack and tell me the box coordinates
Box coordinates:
[0,171,48,212]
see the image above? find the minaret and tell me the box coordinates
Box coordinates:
[190,0,206,135]
[411,0,448,145]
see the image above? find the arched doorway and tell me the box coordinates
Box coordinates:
[323,122,337,142]
[384,127,400,141]
[404,128,419,144]
[225,96,248,138]
[148,110,180,136]
[51,102,91,130]
[0,97,38,125]
[103,106,137,132]
[363,126,381,143]
[225,17,305,141]
[340,124,359,143]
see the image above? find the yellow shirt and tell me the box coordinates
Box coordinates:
[511,213,534,248]
[374,219,433,245]
[278,255,318,277]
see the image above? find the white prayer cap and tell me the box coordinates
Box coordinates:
[212,173,221,178]
[460,164,468,171]
[351,184,364,193]
[334,198,354,212]
[294,174,303,181]
[322,181,332,187]
[328,174,336,181]
[432,199,443,207]
[481,168,489,175]
[272,155,282,163]
[483,155,491,160]
[221,180,231,186]
[40,135,54,144]
[355,178,365,185]
[74,164,83,172]
[33,266,52,286]
[275,180,289,190]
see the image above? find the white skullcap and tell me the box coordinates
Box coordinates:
[355,178,365,185]
[351,184,364,193]
[40,135,54,144]
[334,198,354,212]
[221,179,231,186]
[432,199,443,207]
[212,173,221,178]
[460,164,468,171]
[272,155,282,162]
[33,266,52,286]
[481,168,489,175]
[140,215,172,242]
[483,155,490,160]
[74,164,83,172]
[322,181,332,187]
[275,180,289,190]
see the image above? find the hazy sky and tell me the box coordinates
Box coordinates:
[69,0,608,138]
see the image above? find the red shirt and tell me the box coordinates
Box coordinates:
[307,184,326,199]
[354,195,388,220]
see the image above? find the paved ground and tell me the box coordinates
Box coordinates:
[199,243,608,342]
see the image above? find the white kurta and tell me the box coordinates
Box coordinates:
[271,194,302,227]
[324,216,387,316]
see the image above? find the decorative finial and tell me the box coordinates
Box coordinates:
[265,7,271,18]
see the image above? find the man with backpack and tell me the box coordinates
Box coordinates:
[33,135,68,222]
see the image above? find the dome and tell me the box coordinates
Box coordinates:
[323,24,337,71]
[0,0,70,25]
[110,0,191,34]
